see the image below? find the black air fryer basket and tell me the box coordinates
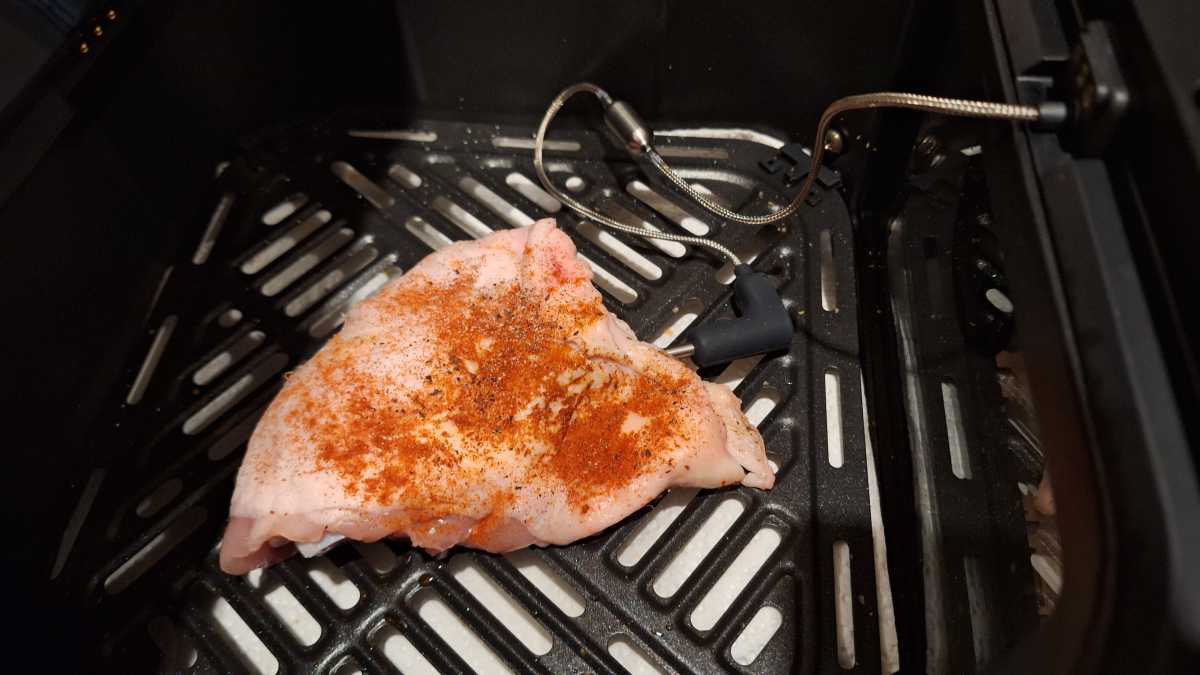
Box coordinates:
[4,1,1198,673]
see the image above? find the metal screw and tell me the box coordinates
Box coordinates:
[93,25,103,36]
[79,42,90,54]
[106,8,118,20]
[823,129,845,153]
[985,288,1015,314]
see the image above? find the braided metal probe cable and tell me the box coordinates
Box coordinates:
[533,83,743,265]
[646,92,1042,226]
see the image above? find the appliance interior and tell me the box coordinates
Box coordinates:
[14,0,1195,673]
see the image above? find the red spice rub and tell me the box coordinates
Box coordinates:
[283,263,694,514]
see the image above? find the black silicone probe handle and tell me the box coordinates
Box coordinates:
[689,265,794,367]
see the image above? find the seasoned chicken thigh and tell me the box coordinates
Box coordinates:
[220,219,773,574]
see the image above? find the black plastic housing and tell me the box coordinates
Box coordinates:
[690,266,794,367]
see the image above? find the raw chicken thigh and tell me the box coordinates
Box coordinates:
[220,219,774,574]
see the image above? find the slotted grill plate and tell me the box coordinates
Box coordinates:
[60,118,881,674]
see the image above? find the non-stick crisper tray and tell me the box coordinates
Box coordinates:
[59,116,885,674]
